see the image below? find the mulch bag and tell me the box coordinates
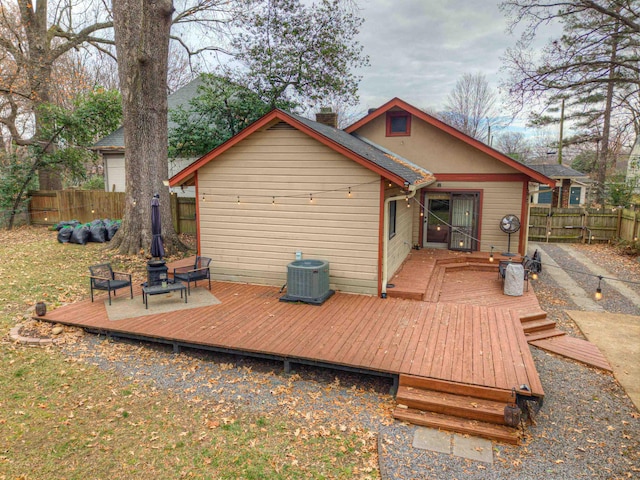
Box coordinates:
[69,224,91,245]
[106,220,120,241]
[55,220,80,231]
[89,224,108,243]
[57,226,74,243]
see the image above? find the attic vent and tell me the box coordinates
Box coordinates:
[280,259,335,305]
[268,122,295,130]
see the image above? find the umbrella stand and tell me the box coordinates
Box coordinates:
[147,194,168,286]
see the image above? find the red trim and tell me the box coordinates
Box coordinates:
[432,173,530,183]
[386,111,411,137]
[170,109,410,188]
[194,171,201,255]
[377,179,385,297]
[519,180,528,256]
[346,98,555,187]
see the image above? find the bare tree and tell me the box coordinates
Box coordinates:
[501,0,640,202]
[440,73,498,142]
[494,131,532,162]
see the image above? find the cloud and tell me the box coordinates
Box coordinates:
[355,0,518,111]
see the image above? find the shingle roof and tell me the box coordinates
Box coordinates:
[527,163,587,179]
[170,109,436,188]
[93,77,206,149]
[289,112,434,187]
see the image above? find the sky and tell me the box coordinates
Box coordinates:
[353,0,557,116]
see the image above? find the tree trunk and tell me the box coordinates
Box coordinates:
[595,24,619,205]
[111,0,187,256]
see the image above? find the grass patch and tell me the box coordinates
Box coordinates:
[0,227,379,479]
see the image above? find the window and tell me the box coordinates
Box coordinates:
[389,200,397,239]
[386,111,411,136]
[570,186,582,206]
[537,189,552,204]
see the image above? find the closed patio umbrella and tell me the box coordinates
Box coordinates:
[150,194,165,259]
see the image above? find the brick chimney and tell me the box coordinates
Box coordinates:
[315,107,338,128]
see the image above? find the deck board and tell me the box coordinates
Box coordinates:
[37,251,548,399]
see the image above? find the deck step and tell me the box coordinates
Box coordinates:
[520,311,548,323]
[529,335,613,372]
[521,318,557,334]
[397,386,507,425]
[393,407,521,445]
[399,374,513,403]
[525,328,566,342]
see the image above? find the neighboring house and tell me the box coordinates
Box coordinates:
[170,98,553,297]
[92,77,205,195]
[527,163,589,207]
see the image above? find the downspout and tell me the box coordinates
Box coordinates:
[381,186,417,298]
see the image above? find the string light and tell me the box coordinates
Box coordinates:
[459,239,464,247]
[272,196,276,205]
[348,187,351,198]
[309,193,313,203]
[91,204,95,214]
[237,195,240,204]
[489,245,494,263]
[436,225,441,231]
[201,193,206,202]
[530,271,538,280]
[595,275,603,301]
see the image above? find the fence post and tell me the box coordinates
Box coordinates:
[616,207,623,239]
[170,192,179,234]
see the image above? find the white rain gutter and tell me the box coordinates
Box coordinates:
[382,184,426,298]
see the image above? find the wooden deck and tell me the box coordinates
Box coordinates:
[37,252,545,399]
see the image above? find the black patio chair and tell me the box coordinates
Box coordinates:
[89,263,133,305]
[173,256,211,294]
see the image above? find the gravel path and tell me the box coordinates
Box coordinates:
[58,244,640,479]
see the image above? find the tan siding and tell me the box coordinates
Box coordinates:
[424,181,525,254]
[198,125,381,294]
[354,112,516,174]
[386,188,414,280]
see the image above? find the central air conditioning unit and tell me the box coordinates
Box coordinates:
[280,259,335,305]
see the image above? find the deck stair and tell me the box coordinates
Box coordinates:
[393,374,524,445]
[519,312,613,372]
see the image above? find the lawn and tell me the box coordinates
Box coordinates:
[0,227,379,479]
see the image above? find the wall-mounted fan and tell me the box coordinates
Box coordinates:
[500,214,520,255]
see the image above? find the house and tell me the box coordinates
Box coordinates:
[170,98,553,297]
[92,77,205,195]
[527,163,589,207]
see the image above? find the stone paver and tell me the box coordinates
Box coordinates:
[412,427,451,454]
[412,427,494,463]
[452,434,494,464]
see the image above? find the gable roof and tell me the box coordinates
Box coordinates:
[170,109,435,188]
[93,76,206,150]
[527,163,587,179]
[345,97,555,187]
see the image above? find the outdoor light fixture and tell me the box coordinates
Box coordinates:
[162,179,170,187]
[348,187,352,198]
[237,195,240,204]
[489,246,494,262]
[272,196,276,205]
[309,193,313,203]
[594,275,603,301]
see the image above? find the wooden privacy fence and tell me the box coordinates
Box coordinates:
[28,190,196,235]
[528,206,639,243]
